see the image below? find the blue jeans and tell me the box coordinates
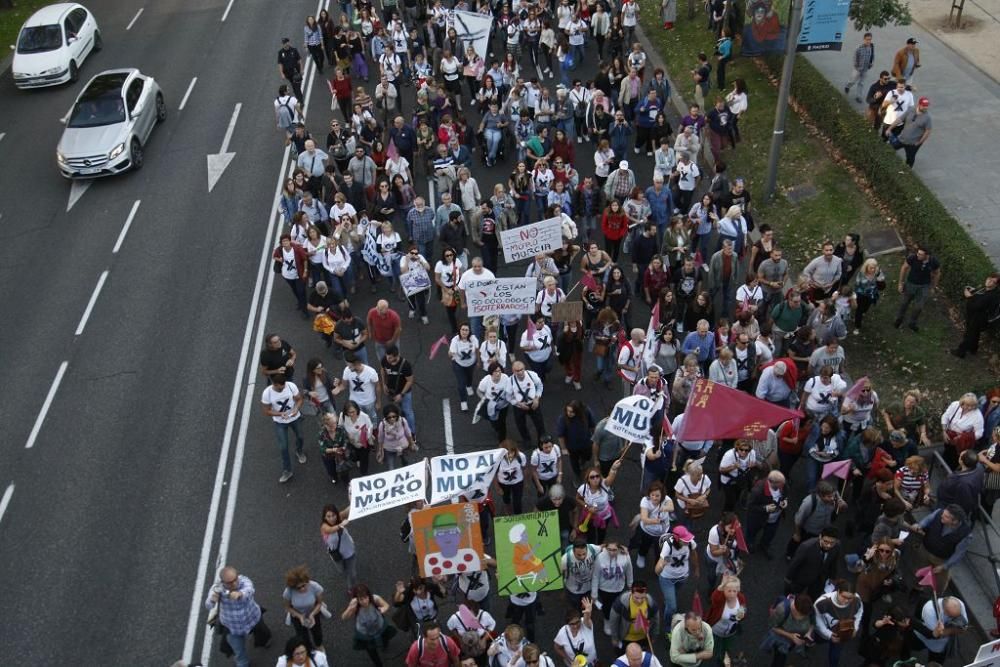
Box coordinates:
[470,316,484,341]
[805,457,824,492]
[345,345,369,366]
[659,575,686,623]
[326,271,351,298]
[226,632,250,667]
[571,44,585,68]
[534,193,550,219]
[416,240,434,261]
[384,450,404,470]
[284,276,308,312]
[485,128,503,161]
[398,392,417,434]
[274,418,305,472]
[453,361,475,404]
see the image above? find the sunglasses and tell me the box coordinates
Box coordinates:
[588,474,601,479]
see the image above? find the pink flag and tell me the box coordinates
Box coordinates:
[733,521,749,553]
[326,79,335,95]
[916,565,937,591]
[359,424,369,448]
[387,138,399,160]
[580,271,600,293]
[821,460,852,480]
[691,591,704,617]
[458,604,483,631]
[526,317,537,341]
[429,334,449,360]
[739,291,750,313]
[693,250,704,270]
[634,609,650,632]
[661,413,674,440]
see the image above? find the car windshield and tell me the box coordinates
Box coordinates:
[17,25,63,53]
[68,96,126,128]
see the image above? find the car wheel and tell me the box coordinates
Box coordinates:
[93,31,103,52]
[130,139,144,171]
[155,93,166,123]
[69,61,79,83]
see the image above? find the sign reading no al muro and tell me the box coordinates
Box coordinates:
[499,217,563,263]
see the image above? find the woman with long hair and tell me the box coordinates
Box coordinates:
[376,403,416,470]
[575,460,622,544]
[448,323,480,412]
[283,564,328,651]
[304,16,325,72]
[853,257,885,334]
[590,307,621,386]
[434,246,463,334]
[341,584,395,666]
[601,200,629,262]
[509,161,534,226]
[276,636,330,667]
[605,265,632,330]
[320,503,358,590]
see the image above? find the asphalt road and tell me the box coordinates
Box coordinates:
[0,2,986,666]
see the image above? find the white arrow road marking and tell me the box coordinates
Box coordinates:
[126,8,144,30]
[207,103,241,192]
[67,179,91,212]
[178,77,197,111]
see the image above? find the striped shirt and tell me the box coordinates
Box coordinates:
[894,466,928,503]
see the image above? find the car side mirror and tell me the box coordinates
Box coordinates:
[67,35,78,44]
[131,104,144,119]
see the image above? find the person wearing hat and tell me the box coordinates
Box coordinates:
[422,512,482,576]
[893,96,932,167]
[891,37,921,84]
[654,525,700,624]
[603,161,636,205]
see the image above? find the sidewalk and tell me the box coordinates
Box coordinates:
[803,20,1000,266]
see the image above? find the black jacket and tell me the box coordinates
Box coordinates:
[785,537,840,593]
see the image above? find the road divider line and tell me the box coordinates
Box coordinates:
[126,8,144,30]
[221,0,236,21]
[0,484,14,526]
[443,399,454,454]
[25,361,68,449]
[112,200,141,254]
[184,4,326,660]
[178,77,197,111]
[75,271,109,336]
[0,132,5,144]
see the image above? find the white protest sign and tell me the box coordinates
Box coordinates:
[499,217,562,263]
[605,395,655,444]
[464,278,537,317]
[451,10,494,61]
[349,460,427,519]
[430,448,506,505]
[971,639,1000,666]
[401,266,432,297]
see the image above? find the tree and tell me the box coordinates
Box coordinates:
[849,0,912,30]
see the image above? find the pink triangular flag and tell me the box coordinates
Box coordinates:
[387,138,399,160]
[661,412,674,439]
[821,460,852,480]
[916,565,937,591]
[526,317,536,341]
[359,424,369,448]
[580,271,600,293]
[634,609,650,632]
[733,521,749,553]
[457,604,482,631]
[691,591,704,617]
[429,334,449,360]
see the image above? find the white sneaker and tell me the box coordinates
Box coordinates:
[603,620,612,636]
[466,386,475,396]
[460,401,469,412]
[408,309,416,319]
[279,471,293,483]
[646,151,653,156]
[577,136,583,143]
[421,316,430,325]
[573,381,582,390]
[296,451,307,464]
[565,376,572,384]
[634,147,641,154]
[636,555,646,568]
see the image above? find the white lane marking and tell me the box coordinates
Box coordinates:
[0,484,14,526]
[112,200,141,254]
[75,271,109,336]
[221,0,236,22]
[178,77,197,111]
[443,399,454,454]
[0,133,5,144]
[25,361,69,449]
[184,4,327,662]
[126,8,144,30]
[207,103,242,192]
[67,179,91,212]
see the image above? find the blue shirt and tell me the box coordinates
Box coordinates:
[406,206,436,243]
[205,575,262,635]
[645,186,673,226]
[681,331,715,362]
[755,368,792,402]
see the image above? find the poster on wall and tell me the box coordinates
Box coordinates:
[411,503,486,577]
[493,511,564,596]
[796,0,852,51]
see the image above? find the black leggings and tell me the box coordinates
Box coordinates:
[566,446,591,481]
[499,481,524,514]
[605,237,622,263]
[573,114,587,139]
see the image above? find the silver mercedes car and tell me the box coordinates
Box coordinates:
[56,68,165,178]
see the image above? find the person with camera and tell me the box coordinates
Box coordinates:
[951,272,1000,358]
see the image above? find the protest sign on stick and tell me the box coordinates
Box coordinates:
[499,217,562,263]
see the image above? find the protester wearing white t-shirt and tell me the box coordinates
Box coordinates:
[261,373,306,483]
[336,354,381,421]
[449,324,480,411]
[496,442,528,514]
[479,329,509,372]
[553,598,598,667]
[655,525,698,622]
[530,436,563,494]
[458,259,496,340]
[520,315,554,381]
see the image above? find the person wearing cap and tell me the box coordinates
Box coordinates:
[603,161,636,208]
[609,581,660,651]
[654,525,700,624]
[891,37,921,84]
[893,96,932,167]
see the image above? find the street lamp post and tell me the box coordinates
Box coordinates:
[764,0,804,201]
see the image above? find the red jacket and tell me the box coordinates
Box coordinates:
[331,75,352,100]
[705,589,748,626]
[273,244,308,279]
[601,210,629,241]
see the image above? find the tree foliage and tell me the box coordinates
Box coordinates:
[849,0,912,30]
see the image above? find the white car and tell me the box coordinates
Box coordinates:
[12,3,101,89]
[57,69,165,178]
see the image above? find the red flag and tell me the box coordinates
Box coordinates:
[616,326,627,348]
[693,250,704,270]
[580,271,600,293]
[678,379,803,440]
[733,520,749,553]
[691,591,704,617]
[526,317,537,341]
[822,460,852,480]
[359,424,369,448]
[429,334,449,360]
[661,412,674,439]
[868,447,893,479]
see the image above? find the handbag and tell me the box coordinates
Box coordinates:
[441,286,457,308]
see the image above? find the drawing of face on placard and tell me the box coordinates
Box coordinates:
[413,503,485,577]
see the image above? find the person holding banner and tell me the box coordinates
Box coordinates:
[449,323,480,412]
[399,244,432,324]
[321,503,359,591]
[477,362,511,442]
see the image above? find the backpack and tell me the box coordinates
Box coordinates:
[276,96,295,128]
[769,594,795,626]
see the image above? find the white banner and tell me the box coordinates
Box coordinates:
[401,266,432,297]
[451,10,494,61]
[605,395,656,445]
[429,448,506,505]
[349,460,427,520]
[500,217,563,263]
[464,277,537,317]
